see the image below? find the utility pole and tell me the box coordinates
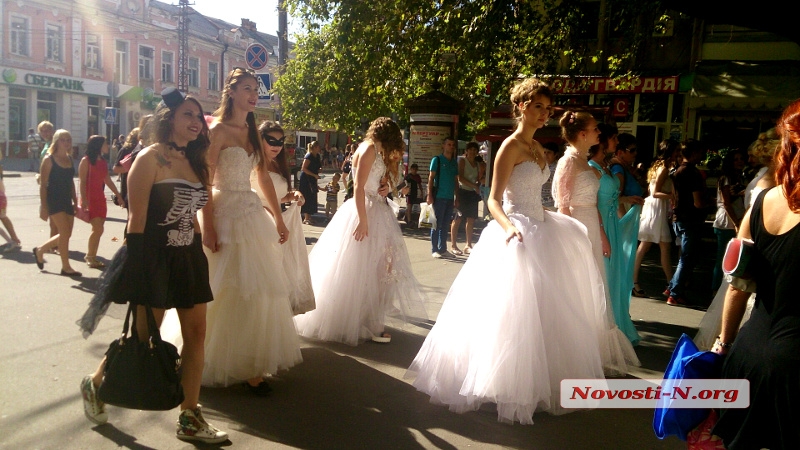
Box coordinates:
[177,0,191,92]
[278,0,287,74]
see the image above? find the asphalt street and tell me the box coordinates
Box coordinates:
[0,160,695,449]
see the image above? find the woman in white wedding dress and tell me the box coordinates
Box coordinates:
[200,68,302,394]
[407,79,637,425]
[251,120,315,315]
[294,117,427,346]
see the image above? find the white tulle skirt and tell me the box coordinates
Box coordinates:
[294,195,427,346]
[693,277,756,350]
[278,202,315,315]
[201,189,302,386]
[406,211,639,424]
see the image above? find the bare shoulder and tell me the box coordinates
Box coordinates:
[497,135,526,162]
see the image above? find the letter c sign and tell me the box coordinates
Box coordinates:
[613,98,629,118]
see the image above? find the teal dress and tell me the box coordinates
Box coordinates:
[589,160,641,345]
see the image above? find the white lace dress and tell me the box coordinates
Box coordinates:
[201,147,302,386]
[293,155,428,345]
[407,161,639,425]
[250,170,316,315]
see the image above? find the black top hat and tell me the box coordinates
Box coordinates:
[160,87,186,111]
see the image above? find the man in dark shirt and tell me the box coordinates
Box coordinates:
[667,139,708,306]
[404,163,423,226]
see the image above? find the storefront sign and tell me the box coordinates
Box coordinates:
[0,67,134,97]
[552,76,679,94]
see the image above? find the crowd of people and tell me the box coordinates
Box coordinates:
[10,70,798,447]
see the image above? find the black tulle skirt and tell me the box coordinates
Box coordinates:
[77,239,213,337]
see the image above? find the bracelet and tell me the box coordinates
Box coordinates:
[714,336,732,349]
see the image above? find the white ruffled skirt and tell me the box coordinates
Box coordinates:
[407,211,639,424]
[294,195,427,346]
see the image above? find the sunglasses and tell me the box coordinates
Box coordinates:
[626,147,638,153]
[264,136,285,147]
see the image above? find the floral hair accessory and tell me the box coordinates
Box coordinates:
[568,112,575,124]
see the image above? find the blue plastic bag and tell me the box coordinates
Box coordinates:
[653,333,723,440]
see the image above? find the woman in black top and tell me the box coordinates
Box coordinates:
[299,140,322,223]
[709,99,800,449]
[77,89,227,444]
[33,129,81,276]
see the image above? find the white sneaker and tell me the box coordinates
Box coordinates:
[432,252,442,259]
[80,375,108,425]
[176,405,228,444]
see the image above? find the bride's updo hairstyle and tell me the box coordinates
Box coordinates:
[510,78,553,124]
[559,110,594,143]
[366,117,404,185]
[214,67,263,169]
[775,99,800,211]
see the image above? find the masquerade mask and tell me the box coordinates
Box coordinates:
[264,135,285,147]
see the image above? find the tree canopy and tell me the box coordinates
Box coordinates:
[276,0,669,134]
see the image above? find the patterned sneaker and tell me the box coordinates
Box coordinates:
[80,375,108,425]
[176,405,228,444]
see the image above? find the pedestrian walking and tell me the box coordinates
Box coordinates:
[78,135,124,269]
[450,141,481,255]
[427,137,459,258]
[299,141,322,224]
[26,128,43,172]
[77,90,227,443]
[33,129,81,277]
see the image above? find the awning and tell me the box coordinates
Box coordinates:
[687,61,800,112]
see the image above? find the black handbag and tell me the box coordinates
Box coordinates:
[97,303,184,410]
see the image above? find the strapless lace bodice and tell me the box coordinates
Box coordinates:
[570,170,600,208]
[215,147,256,191]
[361,154,386,197]
[503,161,548,221]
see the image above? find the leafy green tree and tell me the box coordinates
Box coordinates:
[276,0,667,133]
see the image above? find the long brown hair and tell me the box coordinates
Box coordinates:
[144,96,210,186]
[366,117,404,185]
[214,67,264,169]
[776,99,800,212]
[258,120,291,191]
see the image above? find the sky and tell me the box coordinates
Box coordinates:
[190,0,299,39]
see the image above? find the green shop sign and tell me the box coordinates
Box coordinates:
[25,74,84,92]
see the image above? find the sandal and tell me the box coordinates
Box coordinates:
[371,332,391,343]
[451,248,464,256]
[632,283,646,297]
[85,256,106,269]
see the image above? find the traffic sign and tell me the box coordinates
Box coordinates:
[104,107,118,125]
[256,74,272,100]
[245,43,269,71]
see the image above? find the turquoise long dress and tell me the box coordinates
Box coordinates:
[589,160,641,345]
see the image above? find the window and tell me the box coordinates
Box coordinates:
[162,51,174,83]
[138,45,154,80]
[37,91,58,125]
[9,88,27,141]
[10,15,30,56]
[46,23,63,62]
[86,34,101,69]
[188,57,199,88]
[115,40,129,83]
[207,61,219,91]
